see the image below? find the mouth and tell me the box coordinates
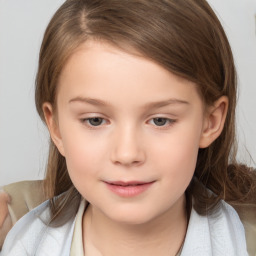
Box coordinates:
[104,180,155,197]
[106,181,154,186]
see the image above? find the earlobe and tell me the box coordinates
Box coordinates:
[42,103,66,156]
[199,96,228,148]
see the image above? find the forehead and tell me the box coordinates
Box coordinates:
[57,41,202,108]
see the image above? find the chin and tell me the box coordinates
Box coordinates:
[105,206,159,226]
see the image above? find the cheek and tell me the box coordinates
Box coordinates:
[150,121,202,181]
[154,139,199,200]
[62,136,104,197]
[59,124,107,180]
[157,142,198,179]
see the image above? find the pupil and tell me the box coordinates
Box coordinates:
[153,118,167,126]
[89,118,103,126]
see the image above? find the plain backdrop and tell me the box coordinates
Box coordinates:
[0,0,256,187]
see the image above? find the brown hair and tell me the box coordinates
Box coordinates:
[35,0,256,224]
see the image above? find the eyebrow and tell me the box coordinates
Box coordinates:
[69,97,189,108]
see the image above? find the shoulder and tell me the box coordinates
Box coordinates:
[235,204,256,256]
[208,200,250,255]
[209,200,247,238]
[0,180,46,250]
[182,200,249,255]
[1,199,75,256]
[1,200,50,255]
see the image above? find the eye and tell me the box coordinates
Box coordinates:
[83,117,106,126]
[153,117,168,126]
[149,117,176,127]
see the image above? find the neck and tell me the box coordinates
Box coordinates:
[83,195,188,256]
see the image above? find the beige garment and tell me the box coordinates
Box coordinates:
[3,180,45,224]
[70,199,86,255]
[0,180,255,255]
[0,180,46,249]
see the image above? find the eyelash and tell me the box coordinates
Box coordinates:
[80,117,176,129]
[148,117,176,128]
[81,117,107,127]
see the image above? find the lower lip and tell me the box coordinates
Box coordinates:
[105,182,155,197]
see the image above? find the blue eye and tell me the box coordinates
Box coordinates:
[149,117,175,127]
[86,117,104,126]
[153,118,168,126]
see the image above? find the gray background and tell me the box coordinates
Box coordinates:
[0,0,256,187]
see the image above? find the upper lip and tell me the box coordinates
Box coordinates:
[104,181,155,186]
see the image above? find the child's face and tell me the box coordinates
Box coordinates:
[46,41,209,225]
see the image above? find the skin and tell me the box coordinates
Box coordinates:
[0,191,11,249]
[0,192,10,228]
[43,41,228,255]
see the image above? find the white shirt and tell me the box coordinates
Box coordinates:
[1,198,248,256]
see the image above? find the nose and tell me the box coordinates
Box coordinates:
[110,125,146,167]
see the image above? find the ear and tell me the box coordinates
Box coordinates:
[199,96,228,148]
[42,102,66,156]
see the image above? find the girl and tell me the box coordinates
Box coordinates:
[1,0,256,255]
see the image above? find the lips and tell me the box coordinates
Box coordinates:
[104,180,155,197]
[107,181,153,186]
